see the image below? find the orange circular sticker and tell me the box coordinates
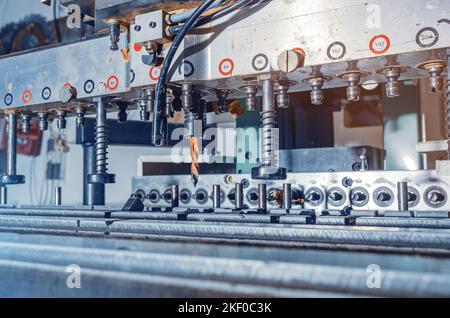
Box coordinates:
[22,89,32,104]
[369,34,391,55]
[149,66,161,81]
[219,58,235,76]
[106,75,119,91]
[292,47,306,66]
[292,47,306,59]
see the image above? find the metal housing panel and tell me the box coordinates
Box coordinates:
[0,35,130,111]
[129,0,450,99]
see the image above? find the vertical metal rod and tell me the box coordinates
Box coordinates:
[283,183,292,210]
[235,183,244,210]
[260,79,277,174]
[397,182,409,211]
[7,112,17,176]
[262,79,274,113]
[171,185,179,208]
[258,184,267,211]
[83,144,105,206]
[212,184,221,209]
[0,186,7,205]
[54,186,62,206]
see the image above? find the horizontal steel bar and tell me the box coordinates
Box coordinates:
[1,214,450,249]
[1,241,450,297]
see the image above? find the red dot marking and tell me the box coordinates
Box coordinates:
[369,34,391,55]
[106,75,119,91]
[149,67,161,81]
[64,83,73,88]
[22,89,32,104]
[219,58,235,76]
[134,43,143,52]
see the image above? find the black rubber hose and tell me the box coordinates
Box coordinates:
[152,0,216,146]
[169,0,254,35]
[168,0,228,24]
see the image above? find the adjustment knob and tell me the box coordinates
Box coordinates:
[59,85,77,103]
[277,50,303,73]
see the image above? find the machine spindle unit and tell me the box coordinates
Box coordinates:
[0,0,449,298]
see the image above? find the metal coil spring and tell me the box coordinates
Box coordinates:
[260,110,277,167]
[95,124,109,174]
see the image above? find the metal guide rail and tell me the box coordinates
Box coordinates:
[0,204,450,296]
[1,227,450,297]
[0,203,449,251]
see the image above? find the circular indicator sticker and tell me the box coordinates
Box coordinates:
[41,87,52,100]
[106,75,119,91]
[327,41,346,60]
[22,89,32,104]
[134,43,143,52]
[84,80,95,94]
[130,69,136,84]
[178,60,195,77]
[4,94,13,106]
[416,27,439,48]
[149,66,161,81]
[292,47,306,66]
[369,34,391,55]
[252,53,269,71]
[293,47,306,57]
[219,58,235,76]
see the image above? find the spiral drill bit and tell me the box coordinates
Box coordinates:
[190,136,200,187]
[182,83,202,187]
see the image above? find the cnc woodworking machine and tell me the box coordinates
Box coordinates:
[0,0,450,297]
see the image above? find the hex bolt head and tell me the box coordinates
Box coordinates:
[417,60,447,93]
[275,83,290,108]
[21,113,32,133]
[75,108,86,127]
[38,113,49,131]
[304,77,328,105]
[377,66,407,98]
[337,71,367,102]
[56,111,67,130]
[243,85,258,111]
